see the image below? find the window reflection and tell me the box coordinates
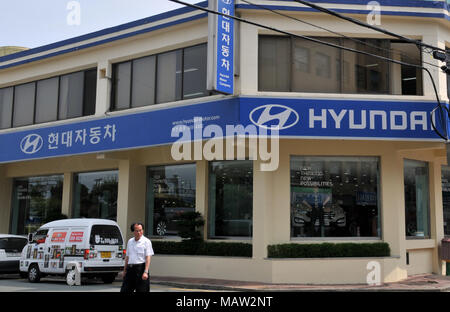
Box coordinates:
[404,159,430,238]
[72,170,118,220]
[112,43,208,110]
[209,161,253,238]
[0,68,97,130]
[11,175,64,235]
[259,35,423,95]
[0,87,13,129]
[442,166,450,236]
[147,164,196,236]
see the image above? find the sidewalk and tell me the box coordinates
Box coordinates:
[149,274,450,292]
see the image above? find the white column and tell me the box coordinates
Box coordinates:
[95,60,112,116]
[422,30,447,100]
[117,159,146,241]
[239,19,259,95]
[380,151,408,282]
[252,160,274,259]
[429,158,446,275]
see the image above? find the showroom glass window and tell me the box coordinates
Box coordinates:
[0,68,96,129]
[0,87,13,129]
[259,35,422,95]
[209,161,253,238]
[10,175,64,235]
[404,159,430,238]
[72,170,118,220]
[442,166,450,236]
[111,43,208,110]
[146,164,196,237]
[290,156,380,238]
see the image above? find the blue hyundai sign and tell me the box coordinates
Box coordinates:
[0,97,444,164]
[215,0,234,94]
[239,97,445,141]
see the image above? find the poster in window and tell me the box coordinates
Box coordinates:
[291,187,332,228]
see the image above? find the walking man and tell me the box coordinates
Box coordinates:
[120,222,154,293]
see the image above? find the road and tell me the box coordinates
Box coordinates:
[0,274,216,292]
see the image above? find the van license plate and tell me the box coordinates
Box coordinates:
[100,252,111,258]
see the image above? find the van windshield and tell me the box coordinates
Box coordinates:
[0,237,27,252]
[89,225,123,245]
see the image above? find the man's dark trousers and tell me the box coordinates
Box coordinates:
[120,263,150,293]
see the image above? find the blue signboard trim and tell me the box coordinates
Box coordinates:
[236,4,449,20]
[273,0,448,9]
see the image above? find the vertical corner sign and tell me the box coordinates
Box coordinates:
[208,0,235,95]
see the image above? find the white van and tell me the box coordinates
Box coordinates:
[20,219,125,285]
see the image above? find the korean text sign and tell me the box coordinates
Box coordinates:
[215,0,234,94]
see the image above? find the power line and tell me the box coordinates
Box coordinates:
[168,0,448,140]
[240,0,441,70]
[171,0,426,71]
[292,0,447,54]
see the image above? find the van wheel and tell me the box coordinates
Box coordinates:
[101,273,116,284]
[28,264,41,283]
[66,269,77,286]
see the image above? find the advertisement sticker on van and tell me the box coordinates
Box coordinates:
[69,232,84,243]
[94,235,119,245]
[51,232,67,243]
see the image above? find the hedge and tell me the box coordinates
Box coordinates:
[152,240,252,257]
[151,241,389,258]
[268,242,390,258]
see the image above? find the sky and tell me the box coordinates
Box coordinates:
[0,0,201,49]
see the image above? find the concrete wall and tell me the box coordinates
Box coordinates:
[152,255,401,284]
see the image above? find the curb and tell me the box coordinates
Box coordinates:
[149,280,450,292]
[146,274,450,292]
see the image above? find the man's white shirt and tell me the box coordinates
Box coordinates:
[126,236,154,264]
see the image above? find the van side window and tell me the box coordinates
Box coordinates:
[33,229,49,244]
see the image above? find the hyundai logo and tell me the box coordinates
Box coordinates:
[20,134,43,154]
[249,104,299,130]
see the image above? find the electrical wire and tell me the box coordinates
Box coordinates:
[292,0,448,54]
[240,0,441,71]
[168,0,448,140]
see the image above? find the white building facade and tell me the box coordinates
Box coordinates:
[1,0,450,284]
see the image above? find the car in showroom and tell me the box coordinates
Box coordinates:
[154,206,195,236]
[0,234,28,274]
